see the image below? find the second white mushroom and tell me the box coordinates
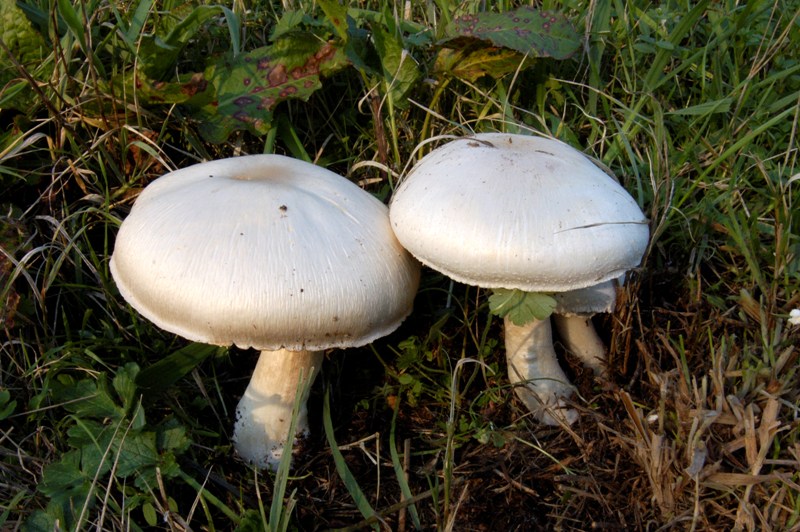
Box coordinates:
[389,133,649,425]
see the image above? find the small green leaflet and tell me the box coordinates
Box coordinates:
[488,289,557,325]
[35,363,192,528]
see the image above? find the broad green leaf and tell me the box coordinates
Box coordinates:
[65,419,115,479]
[137,5,229,78]
[444,6,580,60]
[39,449,93,503]
[371,22,420,107]
[488,289,557,325]
[435,46,530,81]
[114,430,159,477]
[196,36,349,143]
[135,343,219,393]
[142,503,158,527]
[124,70,213,106]
[53,375,123,420]
[158,422,190,453]
[0,0,51,110]
[129,21,351,144]
[398,373,415,385]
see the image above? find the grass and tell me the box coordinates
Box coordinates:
[1,0,799,529]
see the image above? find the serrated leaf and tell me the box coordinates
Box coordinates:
[53,375,123,421]
[488,289,557,325]
[39,449,92,503]
[157,420,190,453]
[444,6,580,60]
[112,362,140,414]
[66,419,116,479]
[114,430,159,478]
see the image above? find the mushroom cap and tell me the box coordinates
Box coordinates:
[110,155,421,351]
[389,133,649,293]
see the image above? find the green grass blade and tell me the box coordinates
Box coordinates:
[389,399,422,530]
[57,0,86,49]
[322,387,380,530]
[219,6,242,57]
[269,368,312,532]
[675,104,797,209]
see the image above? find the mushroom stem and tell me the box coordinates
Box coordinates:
[504,316,578,425]
[553,315,607,377]
[233,348,323,470]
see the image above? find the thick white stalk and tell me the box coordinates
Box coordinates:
[233,348,323,470]
[504,316,578,425]
[553,314,607,377]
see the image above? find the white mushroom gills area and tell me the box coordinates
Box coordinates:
[389,133,648,426]
[552,279,620,376]
[111,154,420,469]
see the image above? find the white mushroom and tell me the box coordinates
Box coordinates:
[111,154,420,469]
[389,133,648,425]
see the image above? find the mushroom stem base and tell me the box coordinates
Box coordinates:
[233,348,323,470]
[553,315,608,377]
[504,317,577,425]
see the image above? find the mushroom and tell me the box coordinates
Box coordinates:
[110,154,420,469]
[389,133,648,425]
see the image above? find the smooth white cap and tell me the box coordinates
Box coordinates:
[111,154,420,351]
[389,133,649,293]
